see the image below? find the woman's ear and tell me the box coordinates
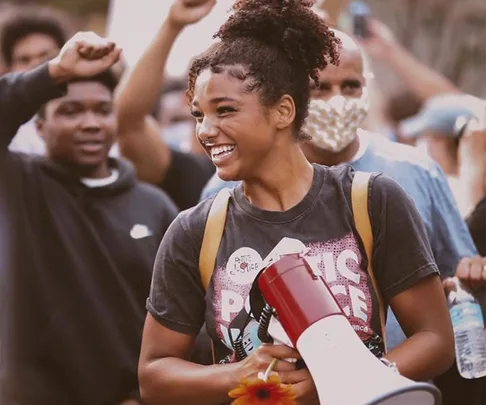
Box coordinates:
[274,94,296,131]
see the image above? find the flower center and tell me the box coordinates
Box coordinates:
[255,388,271,399]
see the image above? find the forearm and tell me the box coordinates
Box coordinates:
[459,169,485,217]
[386,45,458,101]
[115,20,182,126]
[0,63,65,147]
[114,20,180,184]
[118,116,172,185]
[140,357,239,405]
[384,330,454,381]
[458,133,486,217]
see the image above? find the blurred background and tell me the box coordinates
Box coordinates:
[0,1,485,404]
[1,0,484,97]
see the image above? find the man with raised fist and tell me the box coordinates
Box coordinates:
[1,31,177,405]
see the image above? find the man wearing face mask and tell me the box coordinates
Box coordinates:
[200,29,477,348]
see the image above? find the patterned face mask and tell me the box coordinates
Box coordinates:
[303,90,369,153]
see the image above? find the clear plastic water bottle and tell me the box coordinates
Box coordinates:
[448,277,486,379]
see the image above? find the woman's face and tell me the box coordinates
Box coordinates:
[191,69,282,181]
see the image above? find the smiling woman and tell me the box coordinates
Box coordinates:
[140,1,454,405]
[187,1,339,182]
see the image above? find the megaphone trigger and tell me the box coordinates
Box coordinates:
[267,315,294,349]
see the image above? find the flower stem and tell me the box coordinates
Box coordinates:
[263,358,278,381]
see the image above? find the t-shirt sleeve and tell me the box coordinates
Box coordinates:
[369,173,440,302]
[147,212,206,335]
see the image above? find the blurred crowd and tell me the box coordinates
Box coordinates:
[0,1,484,405]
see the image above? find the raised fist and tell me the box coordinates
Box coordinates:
[358,19,399,60]
[443,256,486,293]
[168,0,217,29]
[48,31,122,82]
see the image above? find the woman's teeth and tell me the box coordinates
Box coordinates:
[210,145,235,158]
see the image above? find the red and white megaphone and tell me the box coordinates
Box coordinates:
[250,253,442,405]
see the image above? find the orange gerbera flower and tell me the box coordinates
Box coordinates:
[229,374,297,405]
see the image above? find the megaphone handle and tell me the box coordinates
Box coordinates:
[233,336,248,361]
[257,304,274,343]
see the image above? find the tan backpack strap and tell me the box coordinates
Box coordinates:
[351,171,387,352]
[199,188,231,364]
[199,188,231,291]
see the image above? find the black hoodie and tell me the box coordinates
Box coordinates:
[0,64,178,404]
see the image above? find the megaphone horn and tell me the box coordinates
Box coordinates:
[250,253,442,405]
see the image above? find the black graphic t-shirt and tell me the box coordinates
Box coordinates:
[148,164,438,362]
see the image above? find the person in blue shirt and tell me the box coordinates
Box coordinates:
[200,29,478,351]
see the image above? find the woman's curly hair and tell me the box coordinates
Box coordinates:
[187,0,341,139]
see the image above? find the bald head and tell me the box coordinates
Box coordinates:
[331,29,364,73]
[310,29,366,101]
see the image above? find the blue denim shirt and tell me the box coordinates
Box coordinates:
[200,135,478,349]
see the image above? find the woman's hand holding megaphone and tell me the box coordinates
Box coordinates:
[235,343,299,380]
[278,367,319,405]
[233,343,319,404]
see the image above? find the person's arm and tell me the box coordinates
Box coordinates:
[0,64,65,150]
[466,197,486,257]
[422,160,479,276]
[443,256,486,293]
[114,0,216,185]
[140,317,303,405]
[140,211,303,405]
[370,174,454,381]
[361,20,459,101]
[139,212,229,404]
[385,275,454,380]
[139,316,240,405]
[457,109,486,217]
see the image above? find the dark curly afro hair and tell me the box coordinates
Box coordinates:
[187,0,341,139]
[1,6,71,67]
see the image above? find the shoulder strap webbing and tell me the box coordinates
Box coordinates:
[199,187,231,291]
[198,188,231,364]
[351,171,387,352]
